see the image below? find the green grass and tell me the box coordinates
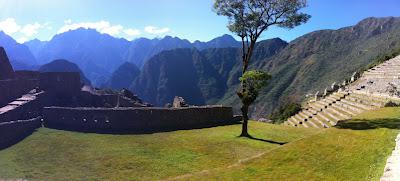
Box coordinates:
[1,108,399,180]
[184,108,400,180]
[0,122,316,181]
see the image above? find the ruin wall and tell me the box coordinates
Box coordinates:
[43,106,235,133]
[0,79,39,107]
[0,118,41,149]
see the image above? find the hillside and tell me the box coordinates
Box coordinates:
[0,31,37,70]
[131,48,224,106]
[39,59,91,85]
[124,38,287,107]
[102,62,140,90]
[35,28,130,86]
[181,107,400,180]
[221,17,400,116]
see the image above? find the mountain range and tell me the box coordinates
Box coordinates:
[106,17,400,116]
[1,17,400,117]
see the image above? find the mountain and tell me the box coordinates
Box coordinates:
[131,48,224,106]
[124,17,400,117]
[193,34,240,50]
[127,38,287,107]
[102,62,140,90]
[24,39,47,58]
[32,29,240,86]
[35,28,130,86]
[242,16,400,116]
[124,36,193,68]
[39,59,91,85]
[0,31,37,70]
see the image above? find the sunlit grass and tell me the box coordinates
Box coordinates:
[0,122,316,180]
[187,108,400,180]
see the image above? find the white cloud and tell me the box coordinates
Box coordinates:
[144,26,170,34]
[0,18,21,35]
[21,23,42,37]
[58,20,124,36]
[124,28,141,36]
[16,37,28,43]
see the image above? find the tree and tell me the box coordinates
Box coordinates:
[213,0,310,137]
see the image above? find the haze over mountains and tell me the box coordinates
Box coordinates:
[1,17,400,116]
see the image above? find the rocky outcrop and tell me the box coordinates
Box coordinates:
[0,47,15,80]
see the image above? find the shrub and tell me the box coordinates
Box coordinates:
[384,101,400,107]
[268,103,302,124]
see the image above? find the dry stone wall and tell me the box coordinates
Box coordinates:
[43,106,235,133]
[0,79,39,107]
[0,118,41,149]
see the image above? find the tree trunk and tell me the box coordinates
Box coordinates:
[240,104,250,137]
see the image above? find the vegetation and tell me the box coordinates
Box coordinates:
[179,107,400,180]
[364,47,400,71]
[384,101,400,107]
[238,70,271,135]
[268,103,302,124]
[213,0,310,137]
[0,122,316,180]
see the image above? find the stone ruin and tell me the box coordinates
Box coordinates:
[286,54,400,129]
[0,47,15,80]
[0,47,235,148]
[172,96,189,108]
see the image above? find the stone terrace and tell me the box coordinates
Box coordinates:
[285,55,400,128]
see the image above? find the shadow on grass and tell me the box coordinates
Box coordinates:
[335,118,400,130]
[240,135,287,145]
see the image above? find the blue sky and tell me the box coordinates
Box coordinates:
[0,0,399,43]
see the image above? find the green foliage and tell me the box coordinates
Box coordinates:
[238,70,271,105]
[268,103,302,124]
[384,101,400,107]
[363,47,400,72]
[213,0,310,38]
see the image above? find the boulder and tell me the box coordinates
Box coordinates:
[172,96,189,108]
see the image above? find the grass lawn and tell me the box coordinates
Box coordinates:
[185,108,400,180]
[1,108,399,181]
[0,122,316,180]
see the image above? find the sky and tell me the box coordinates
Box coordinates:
[0,0,399,43]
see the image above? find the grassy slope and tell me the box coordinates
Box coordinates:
[188,108,400,180]
[0,122,316,180]
[1,108,399,180]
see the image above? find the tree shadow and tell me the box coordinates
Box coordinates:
[335,118,400,130]
[240,135,287,145]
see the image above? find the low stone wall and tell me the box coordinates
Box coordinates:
[0,118,41,150]
[43,106,236,133]
[0,79,38,107]
[0,92,44,123]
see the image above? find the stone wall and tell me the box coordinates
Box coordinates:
[0,79,39,107]
[15,70,40,80]
[0,91,44,123]
[43,106,235,133]
[0,118,41,150]
[39,72,82,96]
[0,91,44,149]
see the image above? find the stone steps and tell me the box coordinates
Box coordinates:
[285,54,400,129]
[283,91,398,128]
